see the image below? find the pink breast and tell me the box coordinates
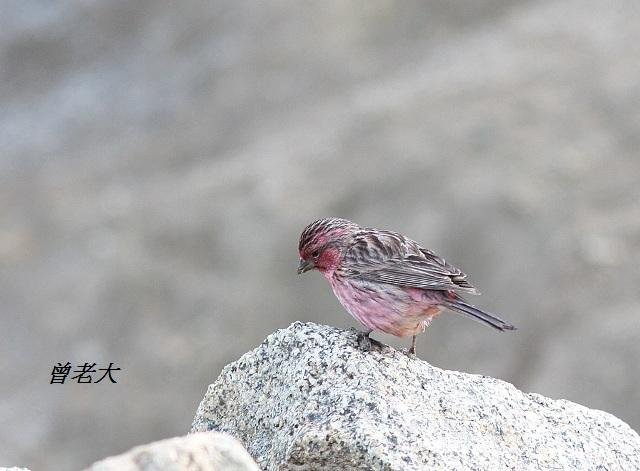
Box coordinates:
[328,277,440,337]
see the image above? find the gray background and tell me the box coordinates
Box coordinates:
[1,1,639,469]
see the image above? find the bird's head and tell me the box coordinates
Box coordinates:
[297,218,358,276]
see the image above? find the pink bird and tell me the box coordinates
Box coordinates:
[297,217,516,355]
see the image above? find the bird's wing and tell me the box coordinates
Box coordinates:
[342,230,479,294]
[353,254,479,293]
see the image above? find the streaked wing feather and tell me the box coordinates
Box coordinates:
[342,230,479,294]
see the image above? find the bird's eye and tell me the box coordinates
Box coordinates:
[311,250,319,258]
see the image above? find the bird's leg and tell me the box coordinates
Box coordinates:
[408,335,417,356]
[356,329,384,352]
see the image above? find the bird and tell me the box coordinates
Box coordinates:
[297,217,516,355]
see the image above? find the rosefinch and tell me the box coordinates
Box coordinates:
[297,217,516,355]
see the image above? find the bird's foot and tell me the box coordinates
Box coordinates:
[356,330,384,352]
[401,347,417,357]
[402,336,417,356]
[357,332,371,351]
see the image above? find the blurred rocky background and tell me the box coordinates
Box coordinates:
[1,0,638,469]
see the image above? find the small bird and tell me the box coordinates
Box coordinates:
[297,217,515,355]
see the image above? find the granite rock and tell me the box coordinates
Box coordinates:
[192,322,640,470]
[4,0,640,468]
[84,432,259,471]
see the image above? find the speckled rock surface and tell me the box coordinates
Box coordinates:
[84,432,259,471]
[191,322,640,470]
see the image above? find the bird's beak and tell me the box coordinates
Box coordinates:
[297,259,315,275]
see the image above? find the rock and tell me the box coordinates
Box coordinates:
[84,432,259,471]
[191,322,640,470]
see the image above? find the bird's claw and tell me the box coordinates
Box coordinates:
[401,347,417,357]
[356,331,384,352]
[357,332,372,352]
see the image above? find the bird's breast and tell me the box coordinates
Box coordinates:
[327,276,438,336]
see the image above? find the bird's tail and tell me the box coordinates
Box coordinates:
[444,298,516,332]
